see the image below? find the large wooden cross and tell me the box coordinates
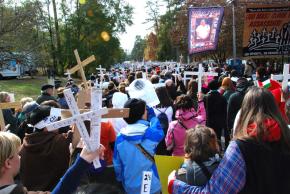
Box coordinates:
[183,63,218,93]
[271,64,289,89]
[0,102,21,131]
[67,49,96,90]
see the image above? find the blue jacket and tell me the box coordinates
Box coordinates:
[113,108,164,194]
[51,156,89,194]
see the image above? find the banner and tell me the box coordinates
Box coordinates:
[154,155,184,194]
[188,7,224,54]
[243,4,290,57]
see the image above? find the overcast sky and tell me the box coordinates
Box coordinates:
[118,0,167,53]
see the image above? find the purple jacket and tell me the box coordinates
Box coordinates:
[165,101,206,156]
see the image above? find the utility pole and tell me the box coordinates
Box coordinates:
[227,0,237,66]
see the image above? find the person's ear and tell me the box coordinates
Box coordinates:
[4,158,12,169]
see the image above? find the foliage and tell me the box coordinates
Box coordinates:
[144,32,158,61]
[131,35,146,61]
[155,0,283,63]
[0,0,133,75]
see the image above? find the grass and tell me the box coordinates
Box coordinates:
[0,76,72,101]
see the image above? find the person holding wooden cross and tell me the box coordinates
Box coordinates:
[0,92,18,133]
[0,131,104,194]
[19,105,71,191]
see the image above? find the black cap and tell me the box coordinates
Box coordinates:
[27,105,51,126]
[41,84,54,91]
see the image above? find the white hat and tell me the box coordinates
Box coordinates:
[126,79,160,107]
[112,92,128,108]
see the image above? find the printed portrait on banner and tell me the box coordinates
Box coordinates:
[188,7,224,54]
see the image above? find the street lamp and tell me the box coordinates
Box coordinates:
[227,0,237,67]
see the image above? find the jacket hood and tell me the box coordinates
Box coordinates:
[120,121,148,137]
[175,108,197,121]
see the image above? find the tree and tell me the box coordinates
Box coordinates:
[144,0,163,32]
[0,0,134,74]
[52,0,61,73]
[131,35,146,61]
[144,32,158,61]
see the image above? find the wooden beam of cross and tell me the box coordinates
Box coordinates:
[46,88,107,168]
[271,64,290,89]
[67,49,96,90]
[0,102,22,131]
[183,63,218,93]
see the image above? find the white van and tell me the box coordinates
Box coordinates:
[0,60,21,79]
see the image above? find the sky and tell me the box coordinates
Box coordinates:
[118,0,167,53]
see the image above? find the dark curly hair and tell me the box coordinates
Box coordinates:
[174,95,194,111]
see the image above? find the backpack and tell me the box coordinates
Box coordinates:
[156,107,169,131]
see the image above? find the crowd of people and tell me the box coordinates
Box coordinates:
[0,62,289,194]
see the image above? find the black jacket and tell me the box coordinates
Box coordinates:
[204,91,227,137]
[36,93,57,104]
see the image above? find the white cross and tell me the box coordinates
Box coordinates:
[183,63,218,93]
[64,70,72,80]
[96,65,106,85]
[45,88,108,168]
[144,59,148,78]
[179,54,183,65]
[271,64,290,89]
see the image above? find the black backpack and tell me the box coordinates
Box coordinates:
[156,107,169,131]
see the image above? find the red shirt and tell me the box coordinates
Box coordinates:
[101,121,116,165]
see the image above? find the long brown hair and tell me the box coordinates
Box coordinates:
[234,87,290,151]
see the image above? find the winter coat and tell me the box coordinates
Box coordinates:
[20,131,71,191]
[113,108,164,194]
[36,93,57,104]
[165,101,206,156]
[2,109,18,133]
[204,91,227,139]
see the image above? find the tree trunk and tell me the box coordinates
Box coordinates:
[46,0,57,71]
[52,0,62,75]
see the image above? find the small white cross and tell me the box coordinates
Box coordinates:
[271,64,289,89]
[183,63,218,93]
[64,70,72,80]
[96,65,106,85]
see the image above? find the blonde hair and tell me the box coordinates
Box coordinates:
[0,92,9,103]
[20,97,33,107]
[0,132,21,176]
